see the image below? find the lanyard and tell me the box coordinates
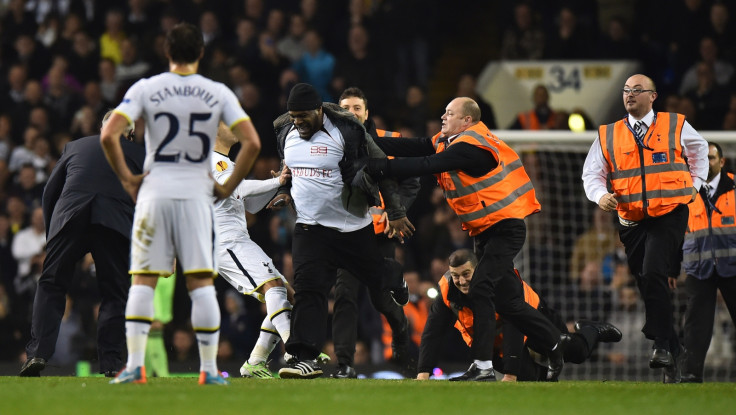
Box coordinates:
[623,113,656,151]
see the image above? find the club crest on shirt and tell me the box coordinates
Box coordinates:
[216,160,228,172]
[310,146,328,156]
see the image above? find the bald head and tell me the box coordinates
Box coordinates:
[623,74,657,119]
[441,97,481,136]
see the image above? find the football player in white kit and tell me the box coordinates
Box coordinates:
[211,122,292,378]
[101,23,261,385]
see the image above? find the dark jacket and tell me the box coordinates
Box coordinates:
[273,102,406,220]
[42,135,145,241]
[363,117,421,211]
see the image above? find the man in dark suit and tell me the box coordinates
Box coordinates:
[19,111,144,377]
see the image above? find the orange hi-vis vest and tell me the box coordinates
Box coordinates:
[431,122,541,236]
[518,110,557,130]
[439,269,539,347]
[369,129,401,234]
[599,112,694,221]
[683,172,736,280]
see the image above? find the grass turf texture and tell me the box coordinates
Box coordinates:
[2,377,734,415]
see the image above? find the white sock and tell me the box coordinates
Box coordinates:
[125,284,155,369]
[265,286,291,343]
[190,285,220,376]
[248,317,281,365]
[474,359,493,370]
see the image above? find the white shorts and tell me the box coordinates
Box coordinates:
[217,238,287,302]
[130,198,217,276]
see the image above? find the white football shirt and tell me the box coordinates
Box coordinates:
[114,72,249,201]
[211,151,280,242]
[283,115,372,232]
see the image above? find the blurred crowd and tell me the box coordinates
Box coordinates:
[0,0,735,374]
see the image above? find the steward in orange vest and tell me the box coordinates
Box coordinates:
[510,85,557,130]
[416,249,621,381]
[683,171,736,278]
[331,87,419,379]
[582,73,709,383]
[369,98,568,381]
[430,121,541,236]
[598,112,694,222]
[680,142,736,382]
[515,109,558,130]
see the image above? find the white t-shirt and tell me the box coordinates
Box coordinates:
[211,151,280,242]
[114,72,249,202]
[283,115,372,232]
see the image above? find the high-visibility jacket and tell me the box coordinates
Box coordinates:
[439,269,539,347]
[599,112,694,221]
[517,110,557,130]
[431,122,541,236]
[369,129,401,234]
[683,172,736,280]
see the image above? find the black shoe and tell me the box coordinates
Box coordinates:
[663,345,687,384]
[389,279,409,306]
[449,363,496,382]
[331,364,357,379]
[103,370,118,378]
[663,363,681,383]
[574,320,623,343]
[19,357,46,377]
[385,259,409,306]
[391,343,417,378]
[681,373,703,383]
[546,334,570,381]
[649,348,674,369]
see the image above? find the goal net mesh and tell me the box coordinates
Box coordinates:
[503,131,736,381]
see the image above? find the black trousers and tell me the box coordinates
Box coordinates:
[26,211,130,373]
[619,204,688,351]
[498,295,597,380]
[332,235,408,366]
[471,219,560,361]
[287,223,402,360]
[683,273,736,377]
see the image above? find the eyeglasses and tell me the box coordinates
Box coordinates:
[622,88,655,96]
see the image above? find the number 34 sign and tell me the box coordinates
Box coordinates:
[477,60,641,128]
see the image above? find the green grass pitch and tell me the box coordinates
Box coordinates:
[1,377,734,415]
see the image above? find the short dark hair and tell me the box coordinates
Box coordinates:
[165,23,204,64]
[709,141,723,159]
[339,87,368,108]
[448,249,478,268]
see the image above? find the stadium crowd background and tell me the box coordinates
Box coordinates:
[1,0,735,376]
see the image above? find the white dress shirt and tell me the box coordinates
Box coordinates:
[582,109,709,206]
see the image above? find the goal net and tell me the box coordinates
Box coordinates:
[503,130,736,382]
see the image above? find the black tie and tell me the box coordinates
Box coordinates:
[702,184,721,213]
[634,121,644,137]
[632,121,652,150]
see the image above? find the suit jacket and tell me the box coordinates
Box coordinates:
[42,135,145,241]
